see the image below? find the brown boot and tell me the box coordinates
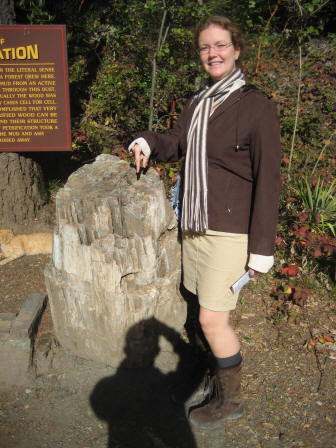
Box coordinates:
[170,367,213,409]
[170,352,216,408]
[189,363,244,430]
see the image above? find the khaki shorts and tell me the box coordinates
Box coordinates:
[182,230,248,312]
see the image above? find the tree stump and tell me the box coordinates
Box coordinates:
[45,155,187,370]
[0,153,47,229]
[0,0,15,24]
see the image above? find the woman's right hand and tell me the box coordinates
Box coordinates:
[132,143,149,174]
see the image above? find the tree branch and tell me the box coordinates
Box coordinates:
[148,6,168,131]
[288,46,302,179]
[255,0,280,74]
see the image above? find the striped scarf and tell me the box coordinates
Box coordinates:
[181,68,246,232]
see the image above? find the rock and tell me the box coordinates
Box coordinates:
[0,337,33,387]
[0,294,46,388]
[0,153,47,229]
[10,293,47,339]
[33,333,58,377]
[45,154,186,371]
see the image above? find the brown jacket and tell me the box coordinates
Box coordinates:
[139,85,281,256]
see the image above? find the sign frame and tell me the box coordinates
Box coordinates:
[0,24,72,151]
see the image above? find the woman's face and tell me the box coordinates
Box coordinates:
[198,25,240,82]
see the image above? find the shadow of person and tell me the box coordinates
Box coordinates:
[90,317,206,448]
[180,283,211,355]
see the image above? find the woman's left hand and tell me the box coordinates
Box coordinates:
[249,268,255,277]
[132,143,149,174]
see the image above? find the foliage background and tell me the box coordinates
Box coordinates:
[14,0,336,292]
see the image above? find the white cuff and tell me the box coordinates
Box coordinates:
[128,137,151,158]
[248,253,274,273]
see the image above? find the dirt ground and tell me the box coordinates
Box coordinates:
[0,254,336,448]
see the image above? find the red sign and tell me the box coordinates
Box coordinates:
[0,25,71,151]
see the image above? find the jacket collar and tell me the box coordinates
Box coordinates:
[209,85,256,123]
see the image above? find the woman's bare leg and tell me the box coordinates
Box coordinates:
[199,307,240,358]
[188,305,244,427]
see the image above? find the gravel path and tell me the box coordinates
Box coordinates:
[0,256,335,448]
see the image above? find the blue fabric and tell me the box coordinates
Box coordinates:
[171,173,182,221]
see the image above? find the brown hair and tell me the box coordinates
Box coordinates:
[194,15,245,61]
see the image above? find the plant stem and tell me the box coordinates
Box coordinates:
[311,129,336,177]
[255,0,280,74]
[294,0,303,15]
[148,5,168,131]
[288,45,302,179]
[309,0,331,17]
[288,0,303,179]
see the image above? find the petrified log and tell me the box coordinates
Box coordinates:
[45,155,186,370]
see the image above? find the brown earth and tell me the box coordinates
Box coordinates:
[0,254,54,336]
[0,253,336,448]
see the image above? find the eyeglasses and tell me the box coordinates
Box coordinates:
[198,42,233,54]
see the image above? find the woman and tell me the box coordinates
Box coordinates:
[129,15,281,429]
